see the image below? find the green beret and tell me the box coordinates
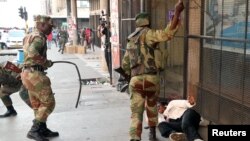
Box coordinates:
[34,15,54,26]
[135,12,150,27]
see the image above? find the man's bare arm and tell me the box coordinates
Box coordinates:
[169,0,185,30]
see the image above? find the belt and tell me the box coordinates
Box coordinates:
[24,65,44,72]
[146,72,157,75]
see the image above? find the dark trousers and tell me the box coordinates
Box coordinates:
[158,109,202,141]
[104,48,112,77]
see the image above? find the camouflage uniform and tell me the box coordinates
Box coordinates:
[58,29,68,54]
[21,15,58,141]
[0,63,31,118]
[122,13,179,141]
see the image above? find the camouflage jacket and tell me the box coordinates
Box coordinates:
[58,30,69,41]
[23,29,52,68]
[122,23,178,77]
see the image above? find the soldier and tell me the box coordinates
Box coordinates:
[121,1,184,141]
[57,27,69,54]
[0,62,31,118]
[21,15,58,141]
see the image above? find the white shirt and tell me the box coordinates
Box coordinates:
[158,113,166,123]
[163,100,194,120]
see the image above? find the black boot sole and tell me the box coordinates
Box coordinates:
[0,112,17,118]
[42,132,59,137]
[27,133,49,141]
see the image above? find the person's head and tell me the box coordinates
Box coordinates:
[101,22,105,27]
[34,15,54,35]
[157,101,168,114]
[135,12,150,27]
[187,95,195,105]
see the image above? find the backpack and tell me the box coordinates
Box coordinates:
[154,44,166,71]
[140,31,165,71]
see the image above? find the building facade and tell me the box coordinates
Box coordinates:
[48,0,90,30]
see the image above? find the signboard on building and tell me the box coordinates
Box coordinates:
[110,0,120,68]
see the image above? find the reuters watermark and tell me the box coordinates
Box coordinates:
[208,125,250,140]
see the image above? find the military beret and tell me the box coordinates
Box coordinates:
[135,12,150,27]
[135,12,149,20]
[34,15,54,26]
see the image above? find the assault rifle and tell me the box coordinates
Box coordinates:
[3,61,22,73]
[114,67,130,83]
[114,67,130,93]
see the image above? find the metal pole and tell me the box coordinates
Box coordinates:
[107,0,112,85]
[140,0,145,12]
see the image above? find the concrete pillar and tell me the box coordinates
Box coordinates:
[100,0,108,11]
[99,0,109,73]
[140,0,145,12]
[66,0,71,17]
[71,0,78,46]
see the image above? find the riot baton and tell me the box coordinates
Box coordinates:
[53,61,82,108]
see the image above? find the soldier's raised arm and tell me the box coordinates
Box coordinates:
[146,0,184,44]
[170,0,184,30]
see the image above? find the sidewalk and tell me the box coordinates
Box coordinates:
[0,46,168,141]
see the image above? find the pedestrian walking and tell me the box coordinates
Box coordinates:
[21,15,58,141]
[120,0,184,141]
[52,28,58,47]
[85,28,94,52]
[0,30,8,49]
[80,27,86,46]
[58,28,68,54]
[47,32,53,49]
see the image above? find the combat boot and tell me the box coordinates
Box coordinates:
[27,120,49,141]
[149,126,157,141]
[0,105,17,118]
[39,122,59,137]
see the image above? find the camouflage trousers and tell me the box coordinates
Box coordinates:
[21,70,55,122]
[129,74,160,140]
[0,83,31,107]
[0,83,21,106]
[19,85,32,108]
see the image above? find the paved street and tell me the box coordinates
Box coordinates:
[0,46,168,141]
